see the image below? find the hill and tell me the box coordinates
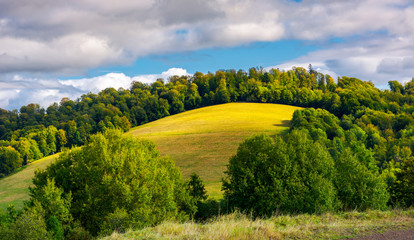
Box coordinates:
[0,102,300,209]
[127,102,301,198]
[0,154,59,210]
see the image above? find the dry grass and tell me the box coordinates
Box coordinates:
[100,209,414,240]
[0,154,59,210]
[126,103,301,198]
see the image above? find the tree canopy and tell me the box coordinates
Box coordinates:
[30,129,196,236]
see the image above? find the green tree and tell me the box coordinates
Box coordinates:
[6,203,51,240]
[335,148,389,210]
[215,79,230,104]
[187,173,207,202]
[55,129,67,151]
[0,146,22,177]
[46,216,63,240]
[32,129,195,235]
[223,130,337,216]
[391,157,414,207]
[29,178,72,225]
[14,138,32,165]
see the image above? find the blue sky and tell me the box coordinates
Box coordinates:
[84,40,318,77]
[0,0,413,110]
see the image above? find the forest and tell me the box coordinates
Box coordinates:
[1,66,414,238]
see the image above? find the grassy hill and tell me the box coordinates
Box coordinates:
[0,154,59,210]
[127,103,301,198]
[0,102,300,209]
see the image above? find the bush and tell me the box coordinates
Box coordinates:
[99,208,133,236]
[7,205,51,240]
[391,157,414,207]
[194,199,222,221]
[335,148,389,210]
[31,129,195,235]
[222,130,337,216]
[47,216,64,240]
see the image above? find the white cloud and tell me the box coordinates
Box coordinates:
[0,34,123,74]
[0,0,413,78]
[0,0,413,106]
[0,68,190,110]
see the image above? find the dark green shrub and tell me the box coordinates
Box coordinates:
[0,146,22,177]
[335,148,389,210]
[391,157,414,207]
[47,216,63,240]
[194,199,221,221]
[222,130,337,216]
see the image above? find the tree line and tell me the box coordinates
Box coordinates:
[1,66,414,177]
[1,65,414,238]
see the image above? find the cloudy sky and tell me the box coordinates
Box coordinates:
[0,0,413,110]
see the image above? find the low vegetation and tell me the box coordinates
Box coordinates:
[100,209,414,240]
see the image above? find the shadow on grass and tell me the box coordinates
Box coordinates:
[273,120,291,127]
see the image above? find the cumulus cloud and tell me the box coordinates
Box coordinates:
[1,0,413,75]
[0,68,190,110]
[0,0,285,74]
[268,34,414,88]
[0,34,123,74]
[0,0,413,106]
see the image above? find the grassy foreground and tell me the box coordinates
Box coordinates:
[101,210,414,240]
[127,103,301,198]
[0,154,59,210]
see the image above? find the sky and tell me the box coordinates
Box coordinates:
[0,0,414,110]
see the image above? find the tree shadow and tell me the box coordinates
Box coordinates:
[273,120,291,127]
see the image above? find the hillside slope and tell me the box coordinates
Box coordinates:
[0,102,300,209]
[0,154,59,210]
[127,103,301,198]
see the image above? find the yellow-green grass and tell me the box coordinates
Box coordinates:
[127,103,301,199]
[0,102,299,210]
[0,154,59,210]
[101,209,414,240]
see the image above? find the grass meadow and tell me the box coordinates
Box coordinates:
[0,102,300,209]
[101,209,414,240]
[127,103,301,198]
[0,154,59,210]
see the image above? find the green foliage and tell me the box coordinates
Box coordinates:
[187,173,207,202]
[0,146,21,177]
[223,130,337,216]
[99,208,133,236]
[391,157,414,207]
[5,203,51,240]
[335,148,389,210]
[194,199,222,221]
[1,66,414,189]
[284,130,337,213]
[31,129,195,235]
[47,216,64,240]
[1,65,414,215]
[29,178,72,225]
